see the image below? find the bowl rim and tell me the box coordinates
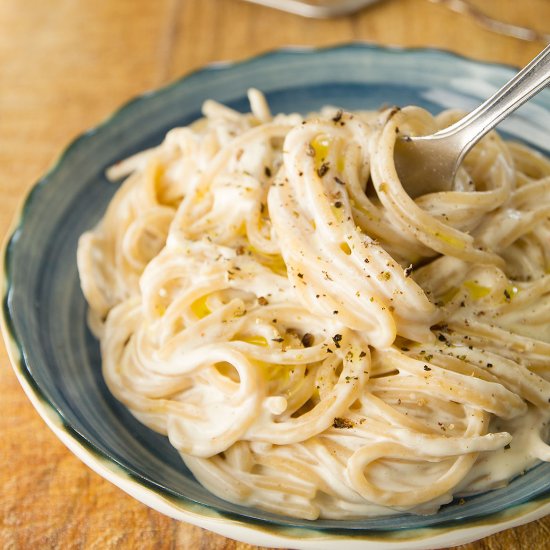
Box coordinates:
[2,42,550,549]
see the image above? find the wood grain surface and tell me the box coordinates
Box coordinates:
[1,0,549,548]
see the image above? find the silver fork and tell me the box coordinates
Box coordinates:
[394,44,550,198]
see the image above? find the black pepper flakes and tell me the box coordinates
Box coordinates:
[317,162,329,177]
[332,417,354,429]
[334,201,343,208]
[359,351,367,358]
[301,333,314,348]
[423,365,432,371]
[334,176,346,186]
[264,166,272,178]
[258,296,269,306]
[332,109,343,123]
[332,334,343,348]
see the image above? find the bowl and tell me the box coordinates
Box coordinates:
[3,44,550,549]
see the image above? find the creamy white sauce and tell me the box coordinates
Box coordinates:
[77,90,550,520]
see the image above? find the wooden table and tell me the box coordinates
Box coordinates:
[1,0,549,548]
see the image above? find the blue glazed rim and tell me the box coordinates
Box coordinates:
[2,43,550,546]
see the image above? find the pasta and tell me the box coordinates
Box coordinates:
[77,89,550,519]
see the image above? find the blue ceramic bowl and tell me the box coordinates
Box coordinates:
[3,44,550,549]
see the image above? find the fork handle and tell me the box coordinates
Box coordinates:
[436,44,550,160]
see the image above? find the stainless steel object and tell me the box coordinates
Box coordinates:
[394,44,550,197]
[243,0,383,18]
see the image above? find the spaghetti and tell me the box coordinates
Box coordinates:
[77,90,550,519]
